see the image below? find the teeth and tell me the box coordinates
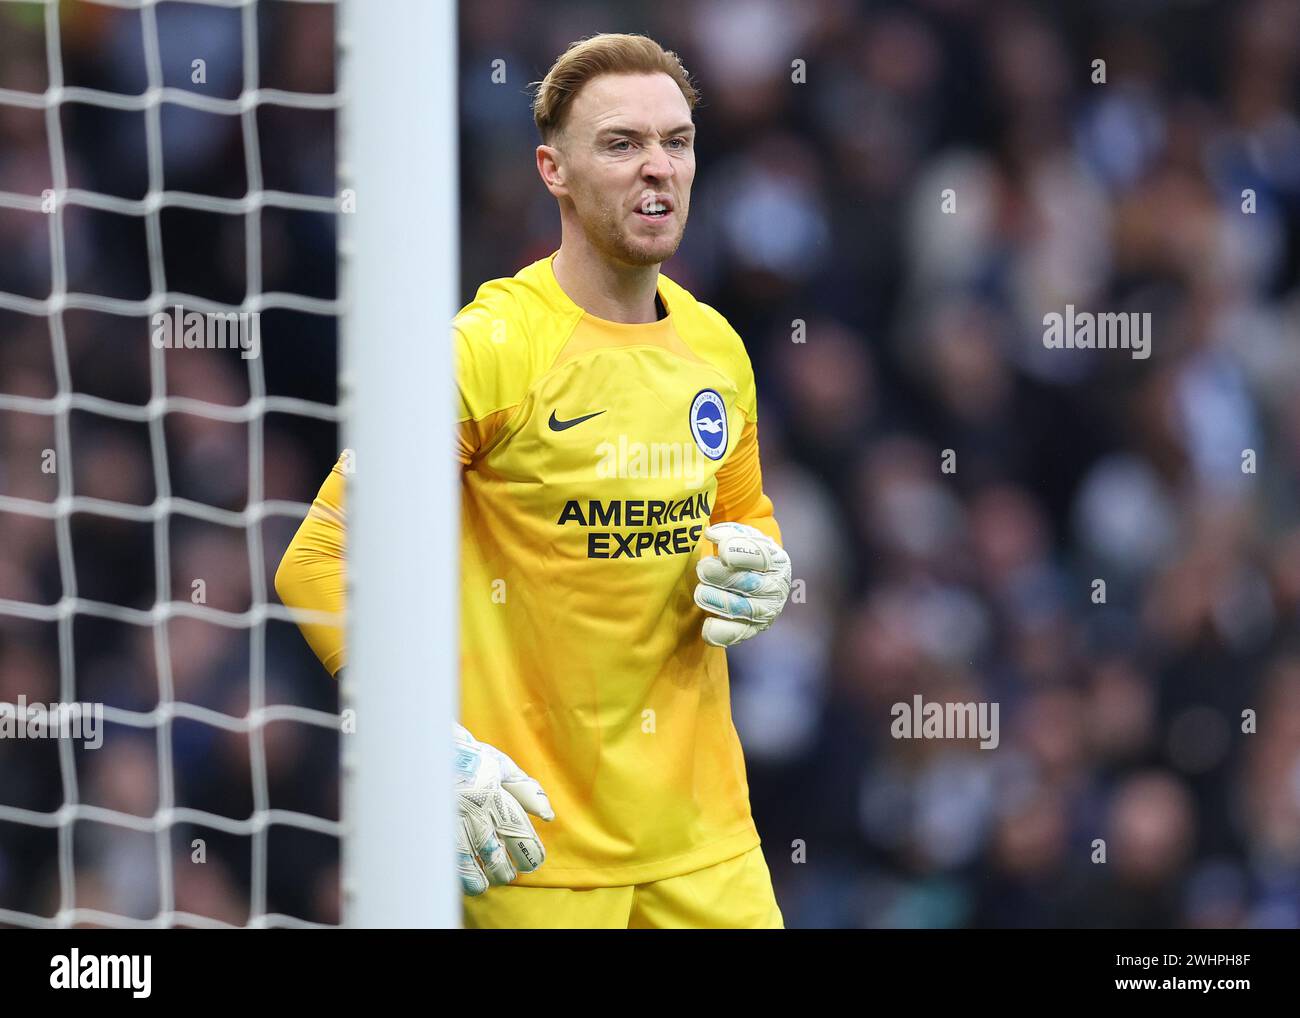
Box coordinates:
[644,201,666,214]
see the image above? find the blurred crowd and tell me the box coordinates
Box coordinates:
[4,0,1300,928]
[462,0,1300,929]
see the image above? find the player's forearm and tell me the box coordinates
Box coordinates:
[725,490,781,546]
[275,455,349,676]
[710,419,782,546]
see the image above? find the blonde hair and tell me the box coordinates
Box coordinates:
[532,33,698,144]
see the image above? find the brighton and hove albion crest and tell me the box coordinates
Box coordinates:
[689,389,728,461]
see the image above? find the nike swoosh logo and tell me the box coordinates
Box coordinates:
[548,409,605,431]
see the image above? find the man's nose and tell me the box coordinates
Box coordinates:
[641,143,674,180]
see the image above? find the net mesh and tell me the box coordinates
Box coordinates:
[0,0,344,929]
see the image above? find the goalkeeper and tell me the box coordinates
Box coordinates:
[276,33,791,928]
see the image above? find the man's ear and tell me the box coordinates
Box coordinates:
[536,143,567,198]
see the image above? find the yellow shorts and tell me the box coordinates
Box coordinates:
[462,845,784,929]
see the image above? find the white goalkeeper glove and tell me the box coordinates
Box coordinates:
[693,521,792,647]
[453,723,554,896]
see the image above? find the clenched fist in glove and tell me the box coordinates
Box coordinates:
[693,521,792,648]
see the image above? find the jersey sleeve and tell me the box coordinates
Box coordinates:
[711,417,782,546]
[274,453,349,676]
[454,285,528,466]
[707,319,782,546]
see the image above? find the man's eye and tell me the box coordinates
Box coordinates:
[668,138,687,149]
[611,140,632,151]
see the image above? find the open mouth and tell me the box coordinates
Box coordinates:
[635,196,674,221]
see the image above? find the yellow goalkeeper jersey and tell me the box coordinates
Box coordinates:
[276,253,782,887]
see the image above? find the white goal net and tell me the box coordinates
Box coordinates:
[2,0,454,931]
[0,0,366,929]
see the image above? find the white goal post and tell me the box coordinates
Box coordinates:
[339,0,458,928]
